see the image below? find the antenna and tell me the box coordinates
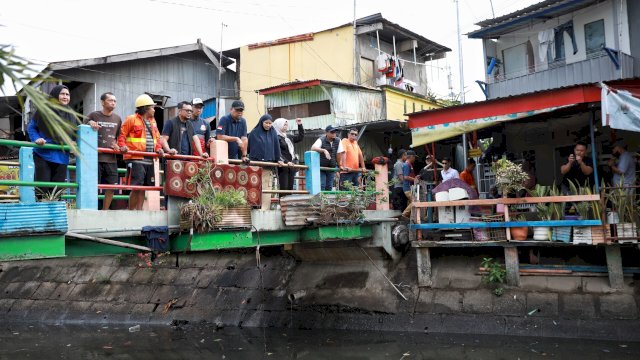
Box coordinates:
[216,22,228,125]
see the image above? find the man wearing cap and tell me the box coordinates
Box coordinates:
[401,150,417,219]
[216,100,248,161]
[311,125,345,191]
[608,141,635,187]
[338,127,366,189]
[190,98,211,157]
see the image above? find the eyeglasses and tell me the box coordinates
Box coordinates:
[182,109,193,113]
[349,133,358,136]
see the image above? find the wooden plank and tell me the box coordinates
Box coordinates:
[413,194,600,208]
[416,247,432,287]
[410,220,601,230]
[504,246,520,286]
[605,244,624,289]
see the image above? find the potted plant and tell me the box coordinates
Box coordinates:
[567,181,592,245]
[589,186,607,244]
[493,159,529,240]
[548,185,571,243]
[606,186,637,243]
[180,162,250,232]
[528,184,551,241]
[509,213,528,240]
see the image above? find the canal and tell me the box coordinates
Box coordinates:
[1,323,638,359]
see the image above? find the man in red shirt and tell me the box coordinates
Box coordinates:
[460,158,477,190]
[339,128,365,189]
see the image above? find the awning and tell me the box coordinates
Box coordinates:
[407,85,601,147]
[601,82,640,132]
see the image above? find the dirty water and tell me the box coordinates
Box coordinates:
[1,323,639,359]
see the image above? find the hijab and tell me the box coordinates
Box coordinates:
[273,118,295,160]
[248,114,281,161]
[32,85,77,142]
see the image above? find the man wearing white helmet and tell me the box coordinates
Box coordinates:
[117,94,170,210]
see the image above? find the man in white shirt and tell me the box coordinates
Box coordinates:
[440,157,460,182]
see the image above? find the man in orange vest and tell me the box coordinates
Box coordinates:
[117,94,167,210]
[339,128,366,189]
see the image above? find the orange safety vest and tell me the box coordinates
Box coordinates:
[117,114,162,161]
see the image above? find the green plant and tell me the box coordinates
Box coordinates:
[36,186,65,202]
[548,185,566,220]
[1,45,82,152]
[528,185,553,221]
[567,180,591,219]
[606,184,636,223]
[312,171,378,224]
[180,162,248,233]
[481,257,506,296]
[492,158,529,196]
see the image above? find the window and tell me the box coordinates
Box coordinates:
[585,19,605,55]
[268,100,331,119]
[503,43,528,78]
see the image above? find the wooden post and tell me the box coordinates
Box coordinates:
[304,151,320,195]
[142,158,161,211]
[76,124,98,210]
[210,139,228,165]
[18,147,36,204]
[261,168,273,211]
[605,244,624,289]
[416,247,432,287]
[503,196,512,241]
[504,246,520,286]
[374,162,389,210]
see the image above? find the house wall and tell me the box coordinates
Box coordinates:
[482,0,630,88]
[239,26,355,128]
[384,87,439,122]
[54,51,236,121]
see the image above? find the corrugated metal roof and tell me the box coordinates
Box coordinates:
[259,79,376,95]
[469,0,601,39]
[0,202,68,236]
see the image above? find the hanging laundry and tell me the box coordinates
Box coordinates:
[554,20,578,60]
[385,57,396,78]
[538,29,554,62]
[394,57,404,81]
[376,54,389,73]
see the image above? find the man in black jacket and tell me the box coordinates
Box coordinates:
[161,101,208,157]
[311,125,344,191]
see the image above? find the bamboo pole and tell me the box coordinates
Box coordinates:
[66,232,153,252]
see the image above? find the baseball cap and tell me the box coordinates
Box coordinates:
[231,100,244,110]
[406,150,417,157]
[192,98,204,106]
[325,125,338,132]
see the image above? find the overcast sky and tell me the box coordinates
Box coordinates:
[0,0,540,102]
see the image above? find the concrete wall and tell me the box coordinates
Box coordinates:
[480,0,633,98]
[1,247,639,340]
[239,27,354,128]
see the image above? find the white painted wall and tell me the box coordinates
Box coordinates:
[484,0,630,80]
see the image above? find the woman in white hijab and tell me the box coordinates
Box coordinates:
[273,117,305,190]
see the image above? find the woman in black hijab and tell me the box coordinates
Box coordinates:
[248,114,283,165]
[27,85,77,184]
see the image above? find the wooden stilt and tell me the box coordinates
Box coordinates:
[605,244,624,289]
[504,246,520,286]
[416,247,432,287]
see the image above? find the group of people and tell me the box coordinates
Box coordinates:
[391,150,479,219]
[27,87,367,211]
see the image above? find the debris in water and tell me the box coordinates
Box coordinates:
[200,339,205,343]
[553,321,557,326]
[619,345,628,348]
[128,325,140,333]
[102,346,113,349]
[602,349,610,353]
[527,308,540,316]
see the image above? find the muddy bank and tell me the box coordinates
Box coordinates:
[1,246,639,341]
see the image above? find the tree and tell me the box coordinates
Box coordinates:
[0,45,81,151]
